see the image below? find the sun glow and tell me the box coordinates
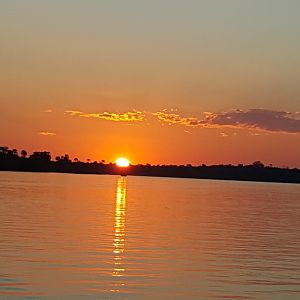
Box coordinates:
[116,157,130,167]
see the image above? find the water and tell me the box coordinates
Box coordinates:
[0,172,300,300]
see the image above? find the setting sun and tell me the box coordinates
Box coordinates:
[116,157,130,167]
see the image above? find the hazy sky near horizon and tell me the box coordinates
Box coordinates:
[1,0,300,166]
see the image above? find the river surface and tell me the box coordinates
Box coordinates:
[0,172,300,299]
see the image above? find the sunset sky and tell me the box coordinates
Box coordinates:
[1,1,300,167]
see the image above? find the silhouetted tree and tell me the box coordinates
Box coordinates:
[30,151,51,162]
[62,154,71,163]
[0,147,18,159]
[252,161,264,168]
[21,150,27,158]
[0,146,9,157]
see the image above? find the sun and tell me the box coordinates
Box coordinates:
[115,157,130,167]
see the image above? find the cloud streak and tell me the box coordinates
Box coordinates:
[39,131,56,136]
[65,110,145,122]
[153,111,201,127]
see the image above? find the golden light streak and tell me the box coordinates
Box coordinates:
[111,177,127,291]
[38,131,56,136]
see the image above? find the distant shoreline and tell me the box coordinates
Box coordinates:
[1,147,300,184]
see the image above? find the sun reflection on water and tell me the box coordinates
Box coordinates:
[111,177,127,292]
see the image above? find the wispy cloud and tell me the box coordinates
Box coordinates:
[65,110,84,116]
[153,111,201,127]
[44,109,53,113]
[39,131,56,136]
[65,110,145,122]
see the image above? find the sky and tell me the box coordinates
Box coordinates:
[1,0,300,167]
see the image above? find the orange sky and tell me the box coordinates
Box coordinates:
[1,1,300,167]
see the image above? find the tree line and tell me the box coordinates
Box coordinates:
[1,146,299,183]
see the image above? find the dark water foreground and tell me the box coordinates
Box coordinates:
[0,172,300,299]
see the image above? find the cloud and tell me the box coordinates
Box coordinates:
[202,109,300,133]
[153,109,300,133]
[153,111,201,127]
[65,108,300,134]
[44,109,53,113]
[39,131,56,136]
[65,110,84,116]
[65,110,145,122]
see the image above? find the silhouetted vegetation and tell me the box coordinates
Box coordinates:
[1,146,300,184]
